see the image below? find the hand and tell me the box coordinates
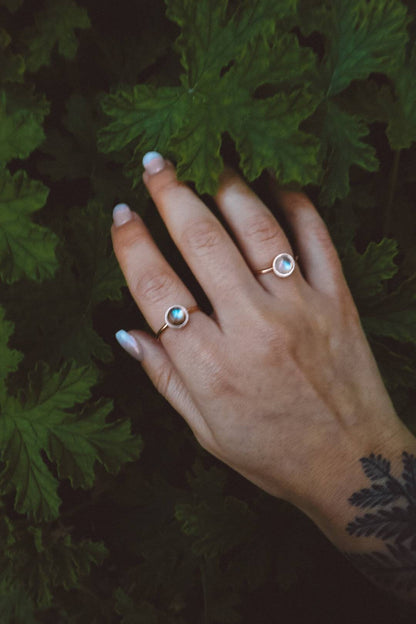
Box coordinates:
[111,153,406,514]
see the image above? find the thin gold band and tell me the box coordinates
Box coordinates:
[156,305,200,340]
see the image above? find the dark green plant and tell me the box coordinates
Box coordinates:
[1,0,416,621]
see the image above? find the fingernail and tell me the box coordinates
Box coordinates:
[113,203,132,227]
[115,330,143,361]
[142,151,165,175]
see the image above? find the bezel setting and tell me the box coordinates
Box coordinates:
[272,253,295,278]
[165,305,190,329]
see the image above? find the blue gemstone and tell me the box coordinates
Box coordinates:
[168,306,186,325]
[171,307,184,320]
[283,258,292,269]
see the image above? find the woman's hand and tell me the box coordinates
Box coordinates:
[111,153,408,515]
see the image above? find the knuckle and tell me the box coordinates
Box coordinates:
[134,267,174,305]
[196,344,234,397]
[242,212,280,245]
[117,222,148,252]
[155,176,182,197]
[243,301,291,357]
[153,362,175,397]
[180,219,223,256]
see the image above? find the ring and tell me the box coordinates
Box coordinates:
[255,253,297,278]
[155,304,200,339]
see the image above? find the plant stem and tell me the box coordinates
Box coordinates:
[384,149,401,237]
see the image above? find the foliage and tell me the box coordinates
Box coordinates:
[1,0,416,621]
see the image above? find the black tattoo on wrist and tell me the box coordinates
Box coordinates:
[343,452,416,594]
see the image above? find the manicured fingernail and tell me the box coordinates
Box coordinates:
[115,330,143,361]
[142,151,165,175]
[113,203,132,227]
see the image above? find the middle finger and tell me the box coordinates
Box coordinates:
[142,154,261,322]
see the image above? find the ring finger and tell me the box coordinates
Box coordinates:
[110,206,218,353]
[213,166,304,295]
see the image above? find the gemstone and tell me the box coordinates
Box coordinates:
[168,306,186,325]
[273,253,294,277]
[278,257,292,272]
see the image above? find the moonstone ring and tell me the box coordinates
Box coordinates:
[255,253,297,278]
[155,304,200,339]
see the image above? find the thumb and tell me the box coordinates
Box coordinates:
[115,329,213,445]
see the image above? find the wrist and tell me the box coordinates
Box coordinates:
[292,414,416,547]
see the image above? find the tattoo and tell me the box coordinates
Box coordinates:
[343,452,416,594]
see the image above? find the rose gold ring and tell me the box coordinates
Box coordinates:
[255,253,298,278]
[156,305,200,340]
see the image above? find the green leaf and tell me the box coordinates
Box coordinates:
[0,28,25,83]
[0,306,23,405]
[175,461,256,559]
[385,44,416,149]
[0,361,141,521]
[318,101,379,205]
[98,1,319,195]
[1,522,108,608]
[22,0,91,73]
[0,169,59,283]
[0,84,50,165]
[325,0,410,97]
[341,238,399,302]
[371,340,416,391]
[0,579,38,624]
[48,398,143,489]
[362,274,416,345]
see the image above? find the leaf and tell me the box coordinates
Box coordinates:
[98,0,319,195]
[2,523,108,608]
[0,168,59,284]
[317,101,379,205]
[361,274,416,345]
[324,0,410,97]
[0,360,141,521]
[0,84,50,165]
[340,238,399,301]
[164,0,297,87]
[22,0,91,73]
[48,398,143,489]
[35,93,134,204]
[0,305,23,404]
[0,579,38,624]
[370,340,416,392]
[0,199,127,366]
[0,28,25,83]
[385,44,416,149]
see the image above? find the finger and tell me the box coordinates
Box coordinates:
[266,175,352,302]
[116,329,215,446]
[111,204,218,354]
[212,166,303,296]
[142,153,260,322]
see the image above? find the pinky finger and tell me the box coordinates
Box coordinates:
[115,329,215,446]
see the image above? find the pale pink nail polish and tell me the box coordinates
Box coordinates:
[115,330,143,361]
[113,203,132,226]
[142,151,165,175]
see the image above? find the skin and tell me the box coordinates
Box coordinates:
[110,159,410,519]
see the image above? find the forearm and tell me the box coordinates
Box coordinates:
[295,418,416,604]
